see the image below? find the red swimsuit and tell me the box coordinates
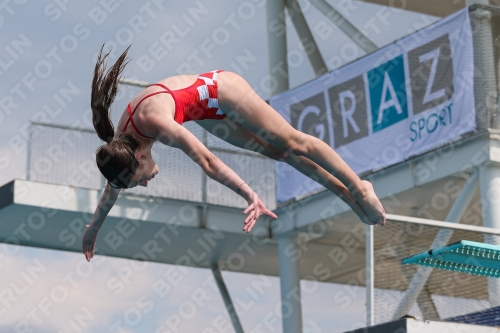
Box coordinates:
[123,70,226,139]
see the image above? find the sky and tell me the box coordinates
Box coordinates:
[0,0,439,332]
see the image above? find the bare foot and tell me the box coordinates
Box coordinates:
[337,189,373,225]
[354,181,386,225]
[349,200,375,226]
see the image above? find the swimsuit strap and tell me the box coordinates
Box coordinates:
[149,83,174,93]
[123,89,172,139]
[149,83,180,124]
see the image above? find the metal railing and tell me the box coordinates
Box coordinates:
[367,213,500,325]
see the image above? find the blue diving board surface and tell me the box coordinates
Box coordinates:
[402,240,500,278]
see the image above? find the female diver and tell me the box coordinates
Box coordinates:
[82,46,386,262]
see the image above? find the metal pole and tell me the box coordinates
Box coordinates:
[266,0,289,96]
[119,78,150,88]
[285,0,327,77]
[470,8,497,128]
[30,121,95,133]
[278,234,302,333]
[386,212,500,237]
[26,122,33,181]
[479,164,500,307]
[365,225,374,326]
[392,171,479,319]
[309,0,377,54]
[211,264,245,333]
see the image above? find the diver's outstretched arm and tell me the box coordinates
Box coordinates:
[82,183,121,261]
[154,116,277,232]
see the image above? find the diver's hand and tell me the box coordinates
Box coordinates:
[82,224,98,262]
[243,192,277,233]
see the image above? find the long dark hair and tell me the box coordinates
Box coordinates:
[91,45,139,188]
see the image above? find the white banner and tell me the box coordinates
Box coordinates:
[271,9,476,203]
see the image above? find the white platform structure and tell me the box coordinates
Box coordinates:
[3,2,500,333]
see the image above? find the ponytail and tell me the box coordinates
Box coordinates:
[91,45,140,188]
[91,44,131,143]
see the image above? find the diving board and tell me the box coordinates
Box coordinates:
[403,240,500,278]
